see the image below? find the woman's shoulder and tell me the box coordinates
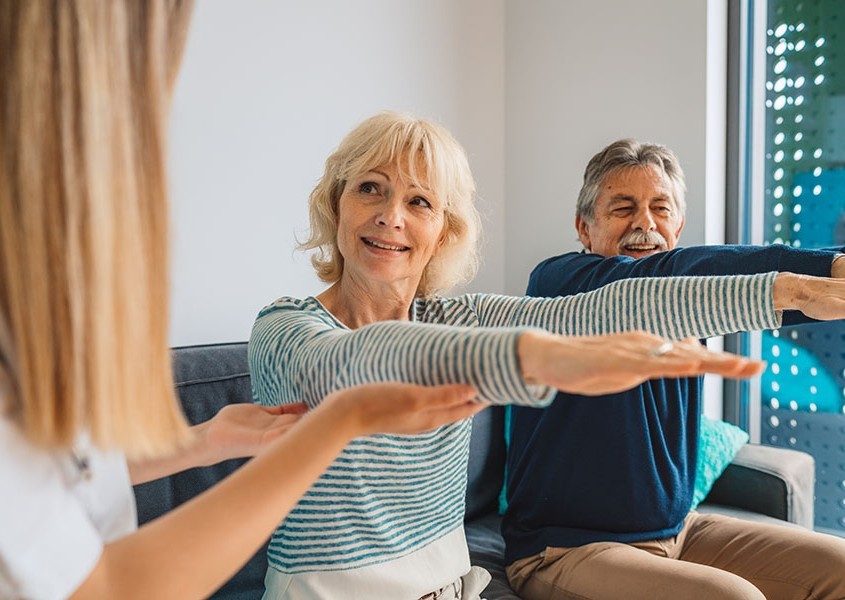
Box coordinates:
[251,296,341,345]
[255,296,347,329]
[0,414,134,598]
[256,295,318,318]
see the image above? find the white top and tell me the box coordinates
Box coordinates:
[249,274,779,600]
[0,393,135,599]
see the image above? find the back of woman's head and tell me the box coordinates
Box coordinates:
[0,1,193,457]
[302,112,482,297]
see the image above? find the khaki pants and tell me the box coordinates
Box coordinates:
[506,512,845,600]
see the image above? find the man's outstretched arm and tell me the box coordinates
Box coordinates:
[529,244,844,326]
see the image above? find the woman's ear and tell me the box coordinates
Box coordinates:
[432,220,449,256]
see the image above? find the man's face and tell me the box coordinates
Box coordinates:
[576,165,685,259]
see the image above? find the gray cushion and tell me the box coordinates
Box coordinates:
[466,513,521,599]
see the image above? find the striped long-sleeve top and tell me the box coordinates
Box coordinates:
[248,273,780,600]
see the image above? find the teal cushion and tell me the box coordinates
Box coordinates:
[498,406,511,515]
[499,411,749,515]
[691,416,749,509]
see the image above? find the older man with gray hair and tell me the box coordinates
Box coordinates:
[575,139,687,258]
[502,138,845,600]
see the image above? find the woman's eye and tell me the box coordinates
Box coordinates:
[410,196,432,209]
[358,182,378,194]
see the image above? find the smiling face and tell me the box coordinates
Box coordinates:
[336,162,446,293]
[576,164,685,259]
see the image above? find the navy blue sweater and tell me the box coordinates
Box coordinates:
[502,244,838,564]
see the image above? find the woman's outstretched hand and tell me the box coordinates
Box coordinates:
[518,330,765,396]
[128,402,309,485]
[200,402,309,464]
[320,382,487,437]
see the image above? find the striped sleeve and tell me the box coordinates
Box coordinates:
[459,272,781,340]
[248,298,554,408]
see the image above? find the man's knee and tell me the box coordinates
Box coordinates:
[691,571,766,600]
[506,547,766,600]
[505,551,544,597]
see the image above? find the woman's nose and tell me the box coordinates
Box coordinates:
[376,199,404,229]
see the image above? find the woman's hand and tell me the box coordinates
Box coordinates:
[320,382,487,437]
[518,330,765,396]
[128,403,308,484]
[773,272,845,320]
[199,402,309,465]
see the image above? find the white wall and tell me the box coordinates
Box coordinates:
[168,0,505,346]
[169,1,728,417]
[504,0,724,294]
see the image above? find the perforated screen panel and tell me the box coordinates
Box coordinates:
[759,0,845,534]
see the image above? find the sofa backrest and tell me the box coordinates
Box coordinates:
[466,405,507,521]
[133,342,264,600]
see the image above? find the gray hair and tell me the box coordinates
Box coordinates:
[575,139,687,222]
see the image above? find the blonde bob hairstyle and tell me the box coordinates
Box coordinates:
[301,112,482,297]
[0,1,194,457]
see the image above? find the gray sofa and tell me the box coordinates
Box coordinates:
[133,342,816,599]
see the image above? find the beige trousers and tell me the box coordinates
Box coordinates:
[506,512,845,600]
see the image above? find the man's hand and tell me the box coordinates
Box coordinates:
[773,272,845,320]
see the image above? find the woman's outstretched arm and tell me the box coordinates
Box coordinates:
[71,383,484,600]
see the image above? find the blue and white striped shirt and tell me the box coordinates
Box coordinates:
[248,273,779,599]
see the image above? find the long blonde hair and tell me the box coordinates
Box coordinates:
[301,112,482,297]
[0,1,194,457]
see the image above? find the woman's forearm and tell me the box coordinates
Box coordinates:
[471,272,781,340]
[73,398,358,600]
[127,425,208,485]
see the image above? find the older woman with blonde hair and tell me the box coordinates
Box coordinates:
[248,112,794,600]
[0,4,489,599]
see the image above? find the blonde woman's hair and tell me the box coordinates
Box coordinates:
[301,112,482,297]
[0,1,194,457]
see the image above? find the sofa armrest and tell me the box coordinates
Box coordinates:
[703,443,814,529]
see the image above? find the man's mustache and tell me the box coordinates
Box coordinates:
[618,230,668,249]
